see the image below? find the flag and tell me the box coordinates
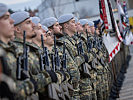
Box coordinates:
[117,0,124,34]
[99,0,121,62]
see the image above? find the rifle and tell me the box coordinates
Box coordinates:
[61,42,73,99]
[86,29,93,53]
[16,31,29,80]
[41,34,50,70]
[54,36,61,71]
[40,34,61,100]
[16,56,22,80]
[86,30,97,71]
[53,35,66,100]
[23,31,29,73]
[77,33,91,78]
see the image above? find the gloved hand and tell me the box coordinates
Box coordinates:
[46,70,58,83]
[20,70,30,80]
[56,70,66,83]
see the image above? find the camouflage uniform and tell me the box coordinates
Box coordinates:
[56,36,81,100]
[59,33,94,100]
[0,41,35,100]
[79,33,98,100]
[89,34,110,100]
[73,33,97,100]
[13,38,53,99]
[0,47,16,100]
[50,46,74,100]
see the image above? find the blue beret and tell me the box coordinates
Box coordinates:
[58,14,74,24]
[79,19,88,26]
[11,11,30,25]
[30,17,40,26]
[93,19,101,28]
[41,17,57,28]
[88,21,94,27]
[42,25,48,32]
[0,3,8,17]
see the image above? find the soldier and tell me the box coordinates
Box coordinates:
[57,14,93,100]
[11,11,61,100]
[0,3,37,100]
[31,16,67,100]
[0,47,16,100]
[42,16,83,99]
[88,21,111,100]
[74,18,98,100]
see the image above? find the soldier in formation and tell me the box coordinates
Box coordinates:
[0,2,126,100]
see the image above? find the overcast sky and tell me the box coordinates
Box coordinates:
[0,0,41,11]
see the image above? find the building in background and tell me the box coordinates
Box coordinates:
[37,0,133,21]
[37,0,99,20]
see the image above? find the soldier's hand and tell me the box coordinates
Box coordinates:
[46,70,58,83]
[20,70,30,80]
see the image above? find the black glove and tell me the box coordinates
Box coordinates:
[82,54,89,62]
[46,70,58,83]
[20,70,30,80]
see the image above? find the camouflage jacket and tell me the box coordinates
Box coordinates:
[60,33,85,67]
[53,38,80,83]
[0,40,35,99]
[13,38,52,93]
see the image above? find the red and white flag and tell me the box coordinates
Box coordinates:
[99,0,121,62]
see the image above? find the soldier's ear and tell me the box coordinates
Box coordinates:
[15,26,21,33]
[64,23,68,29]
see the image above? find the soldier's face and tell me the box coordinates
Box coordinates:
[45,31,54,46]
[34,23,46,42]
[19,19,36,39]
[0,12,14,40]
[85,24,91,33]
[90,26,95,34]
[67,18,76,33]
[53,22,62,34]
[76,22,83,33]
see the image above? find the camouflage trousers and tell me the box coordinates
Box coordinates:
[90,70,97,100]
[79,77,92,100]
[96,71,109,100]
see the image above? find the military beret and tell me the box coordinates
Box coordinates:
[41,17,57,28]
[58,14,74,24]
[0,3,8,17]
[30,17,40,25]
[79,19,88,26]
[11,11,30,25]
[88,21,94,27]
[42,25,48,32]
[93,19,101,28]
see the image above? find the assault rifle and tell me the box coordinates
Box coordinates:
[53,36,66,100]
[86,30,97,71]
[41,34,61,100]
[61,42,73,99]
[17,31,29,80]
[77,33,91,78]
